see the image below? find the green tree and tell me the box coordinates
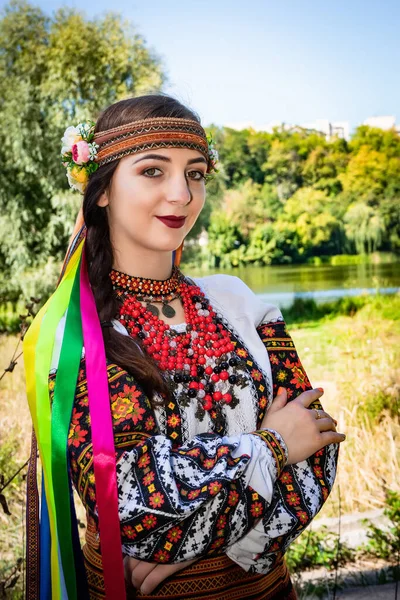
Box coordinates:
[302,141,349,195]
[278,188,344,258]
[207,211,244,267]
[0,0,166,297]
[344,202,386,254]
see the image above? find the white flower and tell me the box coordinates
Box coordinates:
[210,147,219,162]
[77,122,93,139]
[88,142,99,161]
[61,126,81,155]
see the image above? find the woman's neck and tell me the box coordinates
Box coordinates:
[112,249,176,281]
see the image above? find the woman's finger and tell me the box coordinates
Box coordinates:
[296,388,324,408]
[319,430,346,447]
[124,556,141,583]
[268,387,287,414]
[140,559,197,595]
[312,408,338,427]
[316,417,337,432]
[130,560,158,589]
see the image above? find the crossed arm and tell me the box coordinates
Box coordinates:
[50,317,338,594]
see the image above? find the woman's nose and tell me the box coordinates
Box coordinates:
[165,174,192,205]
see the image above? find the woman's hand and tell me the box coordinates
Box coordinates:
[260,387,345,464]
[124,556,197,595]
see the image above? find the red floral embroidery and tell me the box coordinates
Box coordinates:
[144,416,156,431]
[251,369,262,381]
[167,414,181,428]
[138,454,150,468]
[236,348,248,358]
[216,515,227,529]
[149,492,165,509]
[188,489,201,500]
[142,471,155,486]
[208,481,222,496]
[68,424,88,447]
[216,446,230,457]
[167,526,183,542]
[297,510,309,524]
[269,353,279,365]
[259,396,267,409]
[250,501,263,517]
[228,490,239,506]
[287,492,301,506]
[211,538,225,549]
[111,384,145,426]
[290,366,310,391]
[261,326,275,337]
[142,514,157,530]
[122,525,137,539]
[154,549,170,562]
[314,466,323,478]
[186,448,201,457]
[280,472,293,484]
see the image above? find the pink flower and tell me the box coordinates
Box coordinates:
[72,140,90,164]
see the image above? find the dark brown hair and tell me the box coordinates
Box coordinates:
[83,93,201,404]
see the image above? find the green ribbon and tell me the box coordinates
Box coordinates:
[51,256,83,600]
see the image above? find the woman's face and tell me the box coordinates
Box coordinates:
[97,147,207,254]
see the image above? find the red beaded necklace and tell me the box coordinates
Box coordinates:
[113,273,248,429]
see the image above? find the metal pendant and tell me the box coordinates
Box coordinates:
[146,303,160,317]
[162,303,176,318]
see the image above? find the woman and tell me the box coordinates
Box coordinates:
[24,93,345,600]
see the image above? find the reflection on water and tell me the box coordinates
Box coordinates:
[191,262,400,308]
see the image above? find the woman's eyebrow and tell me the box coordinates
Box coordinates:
[133,153,207,165]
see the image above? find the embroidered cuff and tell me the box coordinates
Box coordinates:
[251,428,288,477]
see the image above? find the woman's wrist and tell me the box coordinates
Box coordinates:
[251,428,288,477]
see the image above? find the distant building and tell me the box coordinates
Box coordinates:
[224,117,399,139]
[225,119,350,141]
[300,120,350,141]
[363,115,400,134]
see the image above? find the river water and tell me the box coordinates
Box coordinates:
[190,261,400,308]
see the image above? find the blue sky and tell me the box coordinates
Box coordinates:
[3,0,399,131]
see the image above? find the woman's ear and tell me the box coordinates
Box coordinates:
[97,191,109,208]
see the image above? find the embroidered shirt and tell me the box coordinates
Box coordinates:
[48,273,339,574]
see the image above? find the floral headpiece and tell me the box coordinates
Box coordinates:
[206,132,219,174]
[61,118,219,194]
[61,121,99,193]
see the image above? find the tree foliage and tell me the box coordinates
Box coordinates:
[0,0,166,296]
[1,0,399,292]
[205,124,400,267]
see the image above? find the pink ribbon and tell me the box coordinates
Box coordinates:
[80,244,126,598]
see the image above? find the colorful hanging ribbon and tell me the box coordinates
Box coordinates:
[24,238,83,599]
[24,232,127,598]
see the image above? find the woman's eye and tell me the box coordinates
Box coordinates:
[142,168,206,181]
[143,167,162,177]
[187,170,206,181]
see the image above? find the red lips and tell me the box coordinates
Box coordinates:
[156,215,186,229]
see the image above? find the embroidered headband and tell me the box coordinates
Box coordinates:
[61,116,219,193]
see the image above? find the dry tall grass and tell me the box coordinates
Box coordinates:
[289,300,400,518]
